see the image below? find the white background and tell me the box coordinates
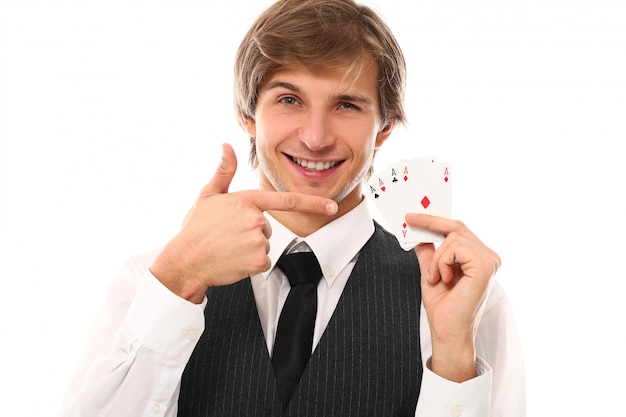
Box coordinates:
[1,0,625,415]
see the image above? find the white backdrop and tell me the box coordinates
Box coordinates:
[1,0,625,415]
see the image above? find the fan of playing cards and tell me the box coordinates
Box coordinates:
[366,156,452,251]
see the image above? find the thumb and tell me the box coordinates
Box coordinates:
[201,143,238,197]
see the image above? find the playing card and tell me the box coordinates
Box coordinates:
[367,155,452,250]
[398,159,452,247]
[365,169,395,220]
[388,157,431,247]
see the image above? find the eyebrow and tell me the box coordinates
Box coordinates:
[263,80,375,107]
[335,93,374,107]
[264,80,301,93]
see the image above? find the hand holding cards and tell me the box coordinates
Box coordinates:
[366,156,452,251]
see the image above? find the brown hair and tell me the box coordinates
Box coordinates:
[234,0,407,167]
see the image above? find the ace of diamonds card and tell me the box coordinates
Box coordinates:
[367,156,452,250]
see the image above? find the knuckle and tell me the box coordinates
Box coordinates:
[485,260,498,278]
[251,233,267,248]
[250,254,271,274]
[450,219,466,231]
[215,161,230,177]
[249,212,267,228]
[282,193,298,210]
[477,254,499,278]
[444,230,462,244]
[238,210,266,231]
[262,256,271,271]
[237,191,254,207]
[490,252,502,270]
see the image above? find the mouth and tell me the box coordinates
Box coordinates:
[289,155,341,172]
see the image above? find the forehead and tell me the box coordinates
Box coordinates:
[262,56,380,96]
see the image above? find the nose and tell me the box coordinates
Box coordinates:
[298,108,335,151]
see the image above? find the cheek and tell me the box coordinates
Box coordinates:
[253,124,273,157]
[254,123,285,173]
[255,137,274,169]
[255,114,288,148]
[351,132,377,162]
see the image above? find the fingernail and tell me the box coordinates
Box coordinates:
[326,202,338,215]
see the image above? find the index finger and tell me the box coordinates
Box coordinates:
[405,213,465,237]
[248,190,338,215]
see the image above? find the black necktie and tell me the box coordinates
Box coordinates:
[272,251,323,410]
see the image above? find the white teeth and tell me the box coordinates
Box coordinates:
[294,157,338,171]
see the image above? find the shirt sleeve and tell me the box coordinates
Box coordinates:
[475,280,527,416]
[415,357,492,417]
[56,252,206,417]
[417,280,527,417]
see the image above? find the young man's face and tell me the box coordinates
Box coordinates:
[243,58,393,215]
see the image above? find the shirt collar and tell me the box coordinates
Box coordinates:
[263,198,375,288]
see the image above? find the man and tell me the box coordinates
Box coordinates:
[58,0,525,415]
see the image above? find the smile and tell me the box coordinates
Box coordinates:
[291,156,340,172]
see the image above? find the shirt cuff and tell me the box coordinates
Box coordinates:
[416,356,493,417]
[124,270,207,362]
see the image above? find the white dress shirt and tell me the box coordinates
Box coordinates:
[57,199,525,417]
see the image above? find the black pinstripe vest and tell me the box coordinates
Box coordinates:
[178,223,423,416]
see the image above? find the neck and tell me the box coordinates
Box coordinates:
[268,193,363,237]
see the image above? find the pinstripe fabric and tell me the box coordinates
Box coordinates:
[178,223,423,416]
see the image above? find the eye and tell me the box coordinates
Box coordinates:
[279,96,300,106]
[339,102,361,111]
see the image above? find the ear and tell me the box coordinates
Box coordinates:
[241,115,257,137]
[375,118,396,148]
